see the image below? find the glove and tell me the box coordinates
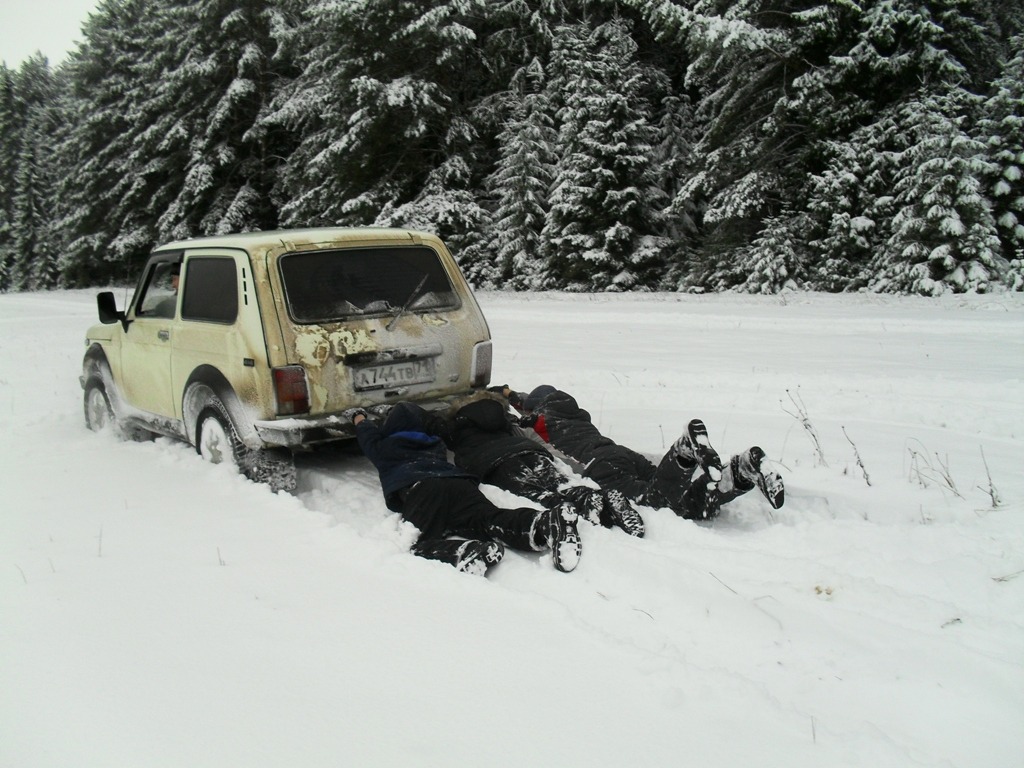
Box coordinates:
[341,407,368,422]
[487,384,523,411]
[367,404,393,419]
[518,412,538,428]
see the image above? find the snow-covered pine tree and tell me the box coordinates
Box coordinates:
[0,205,10,291]
[541,18,664,291]
[653,93,702,288]
[271,0,490,232]
[144,0,298,241]
[869,91,1004,295]
[57,0,298,280]
[374,150,490,274]
[632,0,1003,292]
[792,0,1009,293]
[642,0,803,287]
[54,0,158,285]
[8,55,59,290]
[803,136,891,292]
[975,35,1024,287]
[732,213,812,294]
[0,64,17,290]
[480,58,557,289]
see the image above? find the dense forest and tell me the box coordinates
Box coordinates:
[1,0,1022,294]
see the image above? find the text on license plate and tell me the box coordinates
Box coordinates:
[353,358,437,391]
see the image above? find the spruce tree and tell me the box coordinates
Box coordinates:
[8,55,59,290]
[654,93,702,287]
[634,0,1005,292]
[272,0,491,232]
[803,136,891,292]
[541,19,663,290]
[58,0,299,283]
[55,0,157,284]
[0,64,17,290]
[869,92,1003,294]
[481,58,557,289]
[140,0,298,240]
[975,35,1024,286]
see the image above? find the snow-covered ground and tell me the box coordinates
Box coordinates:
[2,288,1023,768]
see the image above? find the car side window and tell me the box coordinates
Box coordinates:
[137,261,181,318]
[181,257,238,324]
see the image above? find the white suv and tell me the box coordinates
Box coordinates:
[81,228,493,490]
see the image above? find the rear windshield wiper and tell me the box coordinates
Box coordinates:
[386,273,429,331]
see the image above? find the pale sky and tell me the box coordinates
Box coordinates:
[2,0,99,67]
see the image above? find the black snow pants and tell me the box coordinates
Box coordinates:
[486,454,624,530]
[485,454,565,508]
[646,448,750,520]
[581,444,658,502]
[398,477,544,565]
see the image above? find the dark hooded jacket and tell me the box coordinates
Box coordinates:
[436,396,547,480]
[355,402,474,510]
[527,388,616,460]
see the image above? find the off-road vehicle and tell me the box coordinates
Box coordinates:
[81,228,493,491]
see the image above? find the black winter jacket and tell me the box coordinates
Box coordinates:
[436,398,547,480]
[531,389,616,460]
[528,387,657,501]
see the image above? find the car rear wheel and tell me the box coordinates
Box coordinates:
[194,395,296,492]
[196,400,243,469]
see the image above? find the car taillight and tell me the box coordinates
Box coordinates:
[273,366,310,415]
[471,340,492,388]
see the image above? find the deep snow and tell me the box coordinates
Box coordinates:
[2,289,1023,768]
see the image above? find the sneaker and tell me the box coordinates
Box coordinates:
[340,407,368,422]
[563,486,604,526]
[547,502,582,573]
[698,478,722,520]
[735,447,785,509]
[455,540,505,576]
[603,490,645,537]
[672,419,723,480]
[366,403,393,419]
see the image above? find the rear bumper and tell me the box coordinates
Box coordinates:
[253,414,354,447]
[252,392,478,448]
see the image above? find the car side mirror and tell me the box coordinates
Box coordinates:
[97,291,130,331]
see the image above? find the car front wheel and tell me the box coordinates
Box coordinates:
[83,377,115,432]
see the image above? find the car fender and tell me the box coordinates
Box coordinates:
[81,345,123,413]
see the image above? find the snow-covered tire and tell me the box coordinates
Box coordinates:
[247,447,298,494]
[196,399,245,469]
[195,397,296,492]
[83,376,115,432]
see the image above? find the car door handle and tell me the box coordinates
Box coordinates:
[157,330,170,341]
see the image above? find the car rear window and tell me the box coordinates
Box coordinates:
[279,246,460,324]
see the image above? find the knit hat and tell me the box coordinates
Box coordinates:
[523,385,557,412]
[381,401,426,435]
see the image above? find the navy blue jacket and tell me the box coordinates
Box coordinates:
[355,402,475,510]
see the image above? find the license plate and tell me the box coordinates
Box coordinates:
[353,358,436,391]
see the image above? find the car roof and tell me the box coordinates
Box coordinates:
[154,227,436,253]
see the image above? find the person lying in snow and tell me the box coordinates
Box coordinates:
[345,401,582,575]
[420,391,645,538]
[500,385,785,521]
